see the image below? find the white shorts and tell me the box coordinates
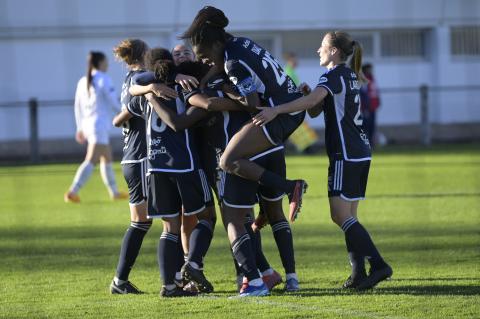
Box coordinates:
[86,130,109,145]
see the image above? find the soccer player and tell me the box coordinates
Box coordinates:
[108,39,176,294]
[144,62,284,295]
[180,6,308,222]
[64,51,127,202]
[131,48,214,297]
[252,31,393,290]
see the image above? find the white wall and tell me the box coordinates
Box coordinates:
[0,0,479,141]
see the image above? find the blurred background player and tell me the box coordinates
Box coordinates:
[64,51,127,203]
[360,63,381,147]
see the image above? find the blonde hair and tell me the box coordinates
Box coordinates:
[113,38,148,66]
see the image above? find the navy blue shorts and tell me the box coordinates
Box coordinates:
[328,159,370,200]
[147,169,212,218]
[262,111,305,145]
[122,160,147,205]
[221,146,286,208]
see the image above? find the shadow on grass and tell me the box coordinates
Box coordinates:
[281,285,480,297]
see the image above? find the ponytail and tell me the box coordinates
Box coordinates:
[350,41,367,84]
[86,51,106,94]
[326,31,367,83]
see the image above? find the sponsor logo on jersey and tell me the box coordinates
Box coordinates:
[318,76,328,84]
[243,39,251,48]
[251,44,262,55]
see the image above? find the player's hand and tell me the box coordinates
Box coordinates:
[298,82,311,96]
[252,107,278,126]
[151,83,177,100]
[144,92,155,101]
[175,74,199,91]
[75,131,86,144]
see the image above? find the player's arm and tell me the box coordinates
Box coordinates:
[129,72,178,99]
[145,93,207,132]
[225,60,263,113]
[73,83,86,144]
[188,93,244,112]
[298,82,324,118]
[112,108,133,127]
[252,87,328,126]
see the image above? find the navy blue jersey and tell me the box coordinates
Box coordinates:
[130,72,199,172]
[223,37,303,108]
[120,70,148,164]
[316,64,371,161]
[185,75,250,152]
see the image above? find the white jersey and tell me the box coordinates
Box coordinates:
[74,71,121,135]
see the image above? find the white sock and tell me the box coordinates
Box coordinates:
[262,268,274,276]
[100,162,118,195]
[164,284,176,291]
[114,276,127,285]
[175,272,182,281]
[249,278,264,287]
[70,161,94,194]
[286,273,298,281]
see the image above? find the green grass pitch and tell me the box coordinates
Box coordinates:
[1,144,479,318]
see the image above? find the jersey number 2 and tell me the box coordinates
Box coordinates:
[262,52,286,86]
[353,94,363,126]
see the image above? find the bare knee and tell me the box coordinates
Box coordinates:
[219,153,236,173]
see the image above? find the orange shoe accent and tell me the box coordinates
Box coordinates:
[112,191,129,200]
[64,191,80,203]
[288,180,308,222]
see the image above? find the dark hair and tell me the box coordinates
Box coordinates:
[176,61,211,81]
[325,31,367,83]
[86,51,106,93]
[144,48,174,83]
[113,38,148,66]
[180,6,231,47]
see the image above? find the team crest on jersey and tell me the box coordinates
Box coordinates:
[229,76,238,85]
[318,76,328,84]
[237,77,257,95]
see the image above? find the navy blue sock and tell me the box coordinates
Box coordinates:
[188,220,213,266]
[342,217,387,271]
[259,170,296,195]
[231,233,260,281]
[115,221,152,281]
[271,219,296,274]
[158,232,180,286]
[345,233,366,279]
[244,220,270,272]
[176,237,185,272]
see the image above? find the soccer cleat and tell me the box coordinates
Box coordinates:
[342,273,367,289]
[236,282,270,297]
[262,270,282,291]
[356,265,393,291]
[183,281,199,293]
[64,191,80,203]
[251,213,269,232]
[287,180,308,222]
[160,286,198,297]
[181,262,214,293]
[285,277,300,292]
[110,280,144,294]
[111,191,129,200]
